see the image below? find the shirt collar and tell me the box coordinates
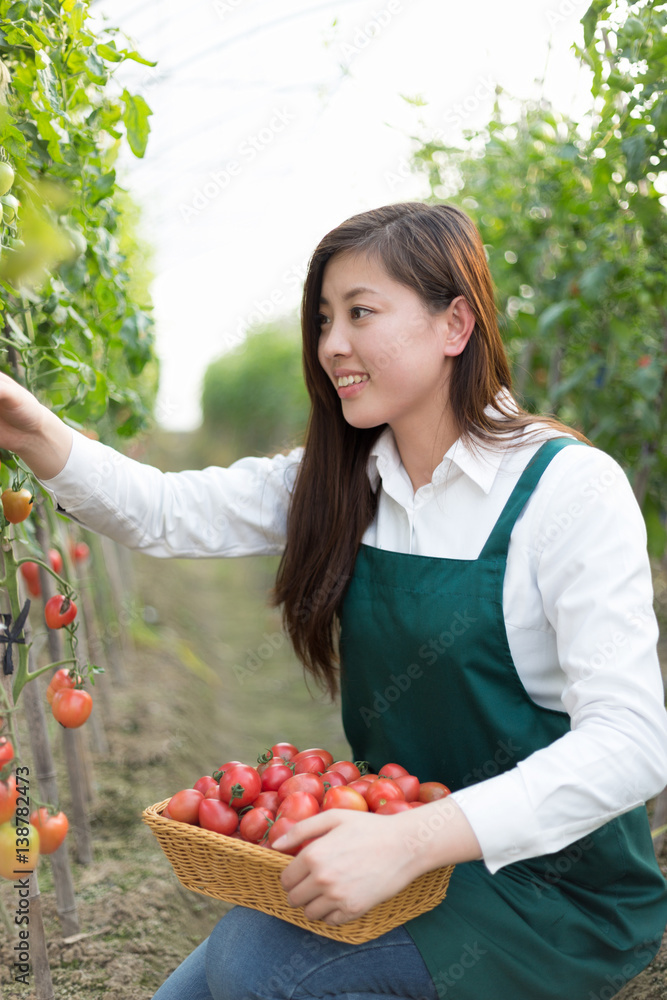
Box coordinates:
[367,394,518,496]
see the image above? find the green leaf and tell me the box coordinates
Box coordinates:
[537,300,572,334]
[96,42,123,63]
[643,495,667,559]
[89,169,116,205]
[121,90,152,158]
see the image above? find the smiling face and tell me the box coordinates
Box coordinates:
[317,251,460,443]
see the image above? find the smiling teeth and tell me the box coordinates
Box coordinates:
[337,374,369,387]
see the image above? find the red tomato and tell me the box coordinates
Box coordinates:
[394,774,420,802]
[347,778,373,800]
[46,668,76,705]
[260,763,293,791]
[212,761,244,781]
[254,790,281,813]
[322,771,347,789]
[29,808,68,854]
[198,798,238,835]
[256,755,286,776]
[326,761,361,783]
[293,754,325,775]
[0,778,18,825]
[20,561,41,597]
[322,786,368,812]
[276,773,325,804]
[168,789,204,825]
[1,487,33,524]
[193,775,218,795]
[49,549,63,574]
[218,765,262,810]
[0,738,14,767]
[276,792,319,822]
[271,742,298,761]
[374,800,412,815]
[0,821,39,880]
[355,774,378,785]
[73,542,90,563]
[51,689,92,728]
[44,595,77,629]
[239,806,274,844]
[418,781,451,803]
[204,784,221,799]
[268,816,297,852]
[378,762,409,779]
[293,747,334,769]
[366,779,406,812]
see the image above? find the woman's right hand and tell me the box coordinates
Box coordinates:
[0,372,73,479]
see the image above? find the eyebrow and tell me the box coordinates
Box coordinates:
[319,286,382,305]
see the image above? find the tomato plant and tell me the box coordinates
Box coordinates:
[29,808,68,854]
[0,821,39,880]
[0,160,14,196]
[1,487,33,524]
[19,561,41,597]
[44,595,77,629]
[51,689,93,728]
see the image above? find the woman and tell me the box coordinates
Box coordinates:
[1,202,666,999]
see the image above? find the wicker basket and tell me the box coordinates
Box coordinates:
[142,799,454,944]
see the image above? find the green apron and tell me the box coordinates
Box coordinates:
[339,438,667,999]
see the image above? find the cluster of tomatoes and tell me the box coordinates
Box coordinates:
[20,543,89,632]
[0,772,69,880]
[45,668,93,728]
[164,741,450,855]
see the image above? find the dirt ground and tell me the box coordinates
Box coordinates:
[1,430,666,999]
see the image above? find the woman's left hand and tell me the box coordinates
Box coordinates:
[277,808,419,924]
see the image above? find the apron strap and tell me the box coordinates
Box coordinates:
[479,437,589,561]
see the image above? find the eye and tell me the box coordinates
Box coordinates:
[315,313,330,327]
[351,307,371,320]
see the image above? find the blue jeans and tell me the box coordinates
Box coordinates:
[152,906,439,1000]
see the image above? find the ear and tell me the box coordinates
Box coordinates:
[441,296,475,358]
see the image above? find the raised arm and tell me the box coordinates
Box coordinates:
[0,371,73,479]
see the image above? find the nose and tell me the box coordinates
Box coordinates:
[318,315,352,362]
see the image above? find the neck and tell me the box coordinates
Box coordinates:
[392,413,460,493]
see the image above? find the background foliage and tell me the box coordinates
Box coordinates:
[0,0,158,441]
[200,0,667,554]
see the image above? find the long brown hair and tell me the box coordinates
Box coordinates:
[272,201,587,697]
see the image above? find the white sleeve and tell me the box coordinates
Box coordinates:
[451,446,667,874]
[38,430,303,558]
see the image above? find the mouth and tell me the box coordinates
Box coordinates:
[335,373,369,399]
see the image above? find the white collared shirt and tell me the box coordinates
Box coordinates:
[39,424,667,874]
